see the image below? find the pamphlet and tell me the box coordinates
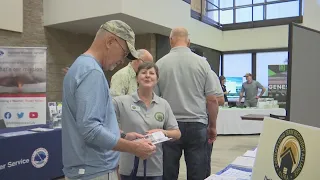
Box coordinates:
[205,174,237,180]
[231,156,255,168]
[135,131,171,145]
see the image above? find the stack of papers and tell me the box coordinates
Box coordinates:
[29,127,55,132]
[231,156,255,168]
[205,174,237,180]
[0,130,37,137]
[220,168,252,180]
[242,150,257,158]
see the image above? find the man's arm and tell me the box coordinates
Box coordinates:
[239,85,245,102]
[75,70,120,150]
[204,66,220,142]
[256,81,266,97]
[110,72,128,97]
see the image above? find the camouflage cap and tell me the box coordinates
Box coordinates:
[100,20,138,61]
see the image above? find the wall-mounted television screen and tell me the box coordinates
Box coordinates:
[225,77,244,101]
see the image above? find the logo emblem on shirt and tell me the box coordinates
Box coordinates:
[154,112,164,122]
[131,105,140,111]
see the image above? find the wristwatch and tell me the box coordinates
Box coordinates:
[121,132,126,139]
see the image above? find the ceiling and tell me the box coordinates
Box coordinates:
[44,13,172,36]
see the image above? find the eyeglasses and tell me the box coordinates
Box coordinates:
[114,39,129,58]
[139,59,145,63]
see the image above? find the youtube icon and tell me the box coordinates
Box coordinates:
[29,112,38,118]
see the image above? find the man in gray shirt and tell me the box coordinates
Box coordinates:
[238,73,266,107]
[155,27,219,180]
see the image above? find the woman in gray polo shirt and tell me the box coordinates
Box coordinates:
[113,62,181,180]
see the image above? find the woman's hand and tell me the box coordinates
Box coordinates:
[125,132,145,141]
[146,129,168,136]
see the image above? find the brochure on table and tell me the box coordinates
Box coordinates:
[252,117,320,179]
[48,102,62,128]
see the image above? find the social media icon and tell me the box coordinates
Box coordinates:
[29,112,38,118]
[17,112,24,119]
[4,112,11,119]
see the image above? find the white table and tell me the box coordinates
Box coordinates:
[217,108,286,135]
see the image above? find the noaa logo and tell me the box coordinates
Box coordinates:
[31,148,49,168]
[273,129,306,180]
[154,112,164,122]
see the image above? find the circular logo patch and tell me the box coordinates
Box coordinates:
[273,129,306,180]
[154,112,164,122]
[31,148,49,168]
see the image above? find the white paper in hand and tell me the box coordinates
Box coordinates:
[144,131,171,145]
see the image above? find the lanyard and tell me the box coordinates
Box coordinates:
[130,156,147,180]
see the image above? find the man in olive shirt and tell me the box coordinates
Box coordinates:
[239,73,266,107]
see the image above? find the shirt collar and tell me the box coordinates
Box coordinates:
[170,46,192,53]
[132,90,160,104]
[127,63,136,78]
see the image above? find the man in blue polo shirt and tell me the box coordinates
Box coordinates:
[62,20,156,180]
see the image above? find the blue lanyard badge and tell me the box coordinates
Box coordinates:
[130,156,147,180]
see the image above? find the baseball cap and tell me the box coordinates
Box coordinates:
[244,73,252,77]
[100,20,138,61]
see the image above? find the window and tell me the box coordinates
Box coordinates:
[236,7,252,23]
[253,6,264,21]
[235,0,252,6]
[220,0,233,8]
[256,52,288,96]
[206,0,219,22]
[266,1,300,19]
[223,53,252,79]
[253,0,264,3]
[220,10,234,24]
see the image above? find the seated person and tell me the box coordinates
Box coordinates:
[113,62,181,180]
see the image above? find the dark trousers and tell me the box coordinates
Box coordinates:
[206,142,213,177]
[163,122,208,180]
[120,175,162,180]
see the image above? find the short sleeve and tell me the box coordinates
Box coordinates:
[112,97,121,126]
[241,84,245,93]
[211,71,224,97]
[110,73,128,97]
[256,81,264,89]
[163,100,179,130]
[204,69,218,97]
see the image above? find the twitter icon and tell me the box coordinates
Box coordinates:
[17,112,24,119]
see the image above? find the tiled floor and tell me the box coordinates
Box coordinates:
[58,135,260,180]
[178,135,260,180]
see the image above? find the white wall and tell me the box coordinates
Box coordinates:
[0,0,23,32]
[302,0,320,31]
[221,25,289,51]
[43,0,318,52]
[121,0,223,50]
[43,0,122,25]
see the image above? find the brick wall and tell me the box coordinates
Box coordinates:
[0,0,157,102]
[0,0,93,102]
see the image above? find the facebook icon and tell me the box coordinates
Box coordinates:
[4,112,11,120]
